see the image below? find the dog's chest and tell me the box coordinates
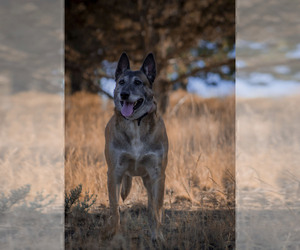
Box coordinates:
[127,124,145,158]
[121,123,150,177]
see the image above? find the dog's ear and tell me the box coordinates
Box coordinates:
[140,53,156,84]
[115,52,130,80]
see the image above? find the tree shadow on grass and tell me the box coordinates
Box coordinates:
[65,203,235,250]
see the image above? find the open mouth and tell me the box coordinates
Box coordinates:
[120,98,144,110]
[133,98,144,110]
[120,98,144,117]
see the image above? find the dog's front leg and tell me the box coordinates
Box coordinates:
[144,168,166,242]
[107,169,122,236]
[151,173,166,242]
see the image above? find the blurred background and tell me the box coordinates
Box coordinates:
[236,0,300,98]
[0,1,64,249]
[65,0,235,113]
[236,0,300,249]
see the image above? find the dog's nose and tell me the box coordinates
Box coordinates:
[120,92,130,100]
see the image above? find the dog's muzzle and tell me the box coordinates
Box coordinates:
[120,98,144,117]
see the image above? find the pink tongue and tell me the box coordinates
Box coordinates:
[121,102,134,117]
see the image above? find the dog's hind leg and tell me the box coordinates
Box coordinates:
[121,174,132,201]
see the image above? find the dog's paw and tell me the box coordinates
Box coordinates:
[151,230,166,249]
[100,216,120,240]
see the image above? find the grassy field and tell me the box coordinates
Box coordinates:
[3,91,298,249]
[0,92,64,249]
[1,89,299,249]
[0,92,63,198]
[65,91,235,249]
[236,95,300,249]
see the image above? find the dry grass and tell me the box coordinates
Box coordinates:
[0,91,63,203]
[0,91,64,249]
[65,90,235,249]
[2,90,298,248]
[236,96,300,249]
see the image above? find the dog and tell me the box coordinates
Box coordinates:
[105,52,168,242]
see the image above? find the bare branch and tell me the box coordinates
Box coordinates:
[170,58,235,84]
[81,74,114,99]
[94,85,114,99]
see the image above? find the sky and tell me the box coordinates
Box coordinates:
[100,41,300,99]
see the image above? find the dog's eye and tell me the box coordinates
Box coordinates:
[119,80,125,85]
[134,80,142,85]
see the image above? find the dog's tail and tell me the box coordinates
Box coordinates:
[121,175,132,201]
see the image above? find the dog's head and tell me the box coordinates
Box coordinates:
[114,53,156,120]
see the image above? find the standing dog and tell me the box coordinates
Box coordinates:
[105,53,168,241]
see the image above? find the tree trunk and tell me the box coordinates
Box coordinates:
[153,78,172,114]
